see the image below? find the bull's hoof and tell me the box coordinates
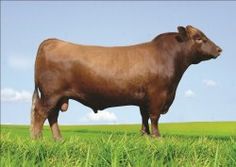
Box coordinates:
[31,133,43,140]
[151,134,161,139]
[53,137,64,142]
[140,130,150,136]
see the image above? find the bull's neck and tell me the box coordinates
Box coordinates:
[152,33,196,85]
[152,33,194,73]
[172,42,197,88]
[162,39,194,85]
[175,41,194,74]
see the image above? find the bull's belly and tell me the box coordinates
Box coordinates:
[68,76,146,109]
[71,88,145,111]
[79,99,137,111]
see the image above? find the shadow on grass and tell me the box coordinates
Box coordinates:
[66,129,234,141]
[68,129,137,136]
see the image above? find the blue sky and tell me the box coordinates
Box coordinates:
[1,1,236,125]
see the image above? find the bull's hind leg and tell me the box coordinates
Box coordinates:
[48,97,69,140]
[48,108,62,140]
[31,94,60,139]
[139,106,150,135]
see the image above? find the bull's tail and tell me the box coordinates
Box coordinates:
[30,84,39,137]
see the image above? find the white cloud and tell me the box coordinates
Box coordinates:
[85,110,117,122]
[1,88,32,102]
[8,55,34,70]
[184,89,195,97]
[203,79,217,87]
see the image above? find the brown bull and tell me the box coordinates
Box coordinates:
[31,25,222,140]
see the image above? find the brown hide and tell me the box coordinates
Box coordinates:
[31,25,222,140]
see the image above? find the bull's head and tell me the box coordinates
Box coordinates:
[178,25,222,64]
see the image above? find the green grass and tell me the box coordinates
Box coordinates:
[1,122,236,166]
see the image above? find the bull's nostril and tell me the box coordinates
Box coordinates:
[217,47,222,53]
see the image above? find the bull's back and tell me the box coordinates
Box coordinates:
[37,39,156,79]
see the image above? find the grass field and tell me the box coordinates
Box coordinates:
[1,122,236,166]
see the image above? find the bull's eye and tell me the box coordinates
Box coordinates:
[195,38,203,44]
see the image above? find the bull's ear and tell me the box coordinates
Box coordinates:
[186,25,199,39]
[177,26,188,41]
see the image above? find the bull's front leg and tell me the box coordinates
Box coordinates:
[148,99,162,138]
[139,106,150,135]
[150,113,161,138]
